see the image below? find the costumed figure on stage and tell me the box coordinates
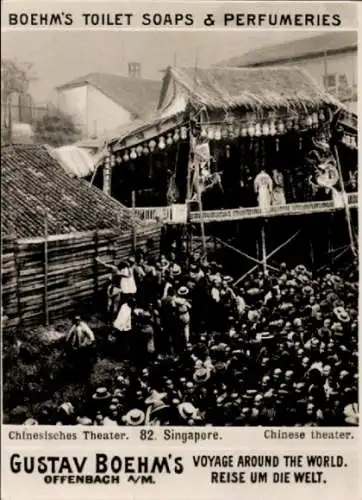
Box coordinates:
[191,139,223,201]
[271,169,286,205]
[254,169,273,212]
[306,137,342,207]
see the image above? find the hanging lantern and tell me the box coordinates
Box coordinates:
[166,133,173,146]
[262,123,269,136]
[116,154,122,164]
[248,123,255,137]
[123,150,130,162]
[173,129,180,142]
[293,120,300,131]
[143,146,149,155]
[130,148,137,160]
[200,127,208,139]
[158,136,166,150]
[180,126,188,140]
[269,121,276,136]
[306,115,313,127]
[312,112,319,127]
[276,138,280,152]
[136,145,143,156]
[299,137,303,150]
[345,135,351,147]
[214,127,222,141]
[241,124,248,137]
[207,126,214,140]
[299,116,306,129]
[234,126,240,137]
[319,109,326,122]
[277,120,285,134]
[149,139,156,152]
[225,144,231,158]
[351,137,357,149]
[255,123,262,137]
[110,154,116,167]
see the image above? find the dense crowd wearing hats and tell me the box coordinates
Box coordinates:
[20,240,358,427]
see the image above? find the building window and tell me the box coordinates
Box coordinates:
[323,74,337,91]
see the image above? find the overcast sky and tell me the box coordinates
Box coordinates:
[2,1,357,104]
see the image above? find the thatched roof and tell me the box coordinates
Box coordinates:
[159,66,342,111]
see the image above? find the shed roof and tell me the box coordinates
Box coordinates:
[56,72,162,118]
[216,32,357,68]
[1,144,135,238]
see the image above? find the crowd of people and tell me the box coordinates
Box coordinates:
[18,239,358,427]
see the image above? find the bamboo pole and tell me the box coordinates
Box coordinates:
[333,145,357,256]
[44,211,49,326]
[261,221,268,277]
[131,190,137,252]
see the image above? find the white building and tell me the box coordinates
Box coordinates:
[56,65,161,138]
[218,32,357,113]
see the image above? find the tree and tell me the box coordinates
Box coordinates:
[34,109,81,147]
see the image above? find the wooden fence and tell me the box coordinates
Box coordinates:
[1,225,161,328]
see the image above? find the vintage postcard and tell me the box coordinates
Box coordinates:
[1,1,360,499]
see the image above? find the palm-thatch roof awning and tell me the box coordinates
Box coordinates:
[107,65,344,153]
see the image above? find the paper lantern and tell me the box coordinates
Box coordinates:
[248,124,255,137]
[104,154,110,165]
[312,113,319,126]
[269,121,276,136]
[306,115,313,127]
[345,135,351,146]
[166,133,173,146]
[173,129,180,142]
[116,154,122,164]
[293,120,300,131]
[123,150,130,162]
[214,127,222,141]
[143,146,149,155]
[208,126,214,140]
[262,123,269,136]
[277,121,285,134]
[130,148,137,160]
[226,144,231,158]
[110,154,116,167]
[158,136,166,150]
[241,124,248,137]
[351,137,357,149]
[149,140,156,152]
[136,145,143,156]
[234,126,240,137]
[255,123,262,137]
[180,126,188,140]
[319,110,326,122]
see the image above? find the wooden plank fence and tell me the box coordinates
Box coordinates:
[1,225,161,328]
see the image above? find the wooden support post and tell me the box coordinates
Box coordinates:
[94,227,99,295]
[261,220,268,277]
[333,145,357,256]
[44,211,49,326]
[131,190,137,252]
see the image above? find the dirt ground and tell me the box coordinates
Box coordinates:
[2,313,125,423]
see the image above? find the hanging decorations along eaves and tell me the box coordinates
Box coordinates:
[106,108,357,163]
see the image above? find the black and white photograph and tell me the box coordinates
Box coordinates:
[2,18,358,429]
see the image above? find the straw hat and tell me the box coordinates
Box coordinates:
[92,387,111,401]
[177,286,189,297]
[178,402,200,420]
[193,368,211,383]
[334,306,350,323]
[122,409,145,426]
